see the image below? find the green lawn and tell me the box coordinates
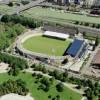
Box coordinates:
[21,7,100,24]
[0,5,17,14]
[0,72,82,100]
[23,36,71,56]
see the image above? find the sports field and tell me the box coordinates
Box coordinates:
[22,7,100,24]
[23,36,71,56]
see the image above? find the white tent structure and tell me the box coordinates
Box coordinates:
[43,31,69,40]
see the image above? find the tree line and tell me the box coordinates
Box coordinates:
[1,15,42,28]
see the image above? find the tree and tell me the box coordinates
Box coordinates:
[95,36,99,47]
[56,83,64,92]
[21,0,30,5]
[85,88,93,100]
[0,79,29,96]
[8,2,13,7]
[62,58,68,64]
[56,95,60,100]
[75,21,79,25]
[82,32,86,37]
[40,77,50,87]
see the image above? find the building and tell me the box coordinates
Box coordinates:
[85,0,95,6]
[92,50,100,68]
[66,39,88,58]
[54,0,81,5]
[43,31,69,40]
[85,0,100,6]
[94,0,100,5]
[43,24,78,36]
[70,0,80,4]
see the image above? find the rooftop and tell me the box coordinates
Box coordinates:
[66,39,85,57]
[92,50,100,65]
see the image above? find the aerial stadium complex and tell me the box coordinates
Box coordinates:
[16,26,90,73]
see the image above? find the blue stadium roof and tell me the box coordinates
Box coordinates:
[66,39,84,57]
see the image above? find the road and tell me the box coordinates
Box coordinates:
[11,0,46,14]
[0,0,45,15]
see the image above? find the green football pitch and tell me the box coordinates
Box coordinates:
[23,36,71,56]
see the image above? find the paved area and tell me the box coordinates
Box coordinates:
[0,93,34,100]
[0,62,9,73]
[81,44,100,77]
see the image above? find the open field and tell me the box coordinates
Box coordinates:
[21,7,100,24]
[0,73,82,100]
[23,36,71,56]
[0,5,17,14]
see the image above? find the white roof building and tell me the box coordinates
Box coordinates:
[43,31,69,40]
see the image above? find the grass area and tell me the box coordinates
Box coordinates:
[21,7,100,24]
[0,5,17,14]
[0,72,82,100]
[23,35,71,56]
[84,33,100,43]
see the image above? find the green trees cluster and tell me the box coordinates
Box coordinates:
[74,21,100,29]
[31,64,99,99]
[1,15,42,28]
[49,70,68,82]
[0,22,26,50]
[93,36,99,50]
[0,79,29,96]
[32,73,54,92]
[56,83,64,92]
[21,0,30,5]
[0,53,28,75]
[31,64,68,82]
[68,77,100,100]
[39,77,52,92]
[31,64,48,73]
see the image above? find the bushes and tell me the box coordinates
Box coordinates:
[31,64,48,73]
[0,79,29,96]
[21,0,30,5]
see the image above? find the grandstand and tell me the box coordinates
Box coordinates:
[66,39,88,58]
[43,24,77,36]
[43,31,69,40]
